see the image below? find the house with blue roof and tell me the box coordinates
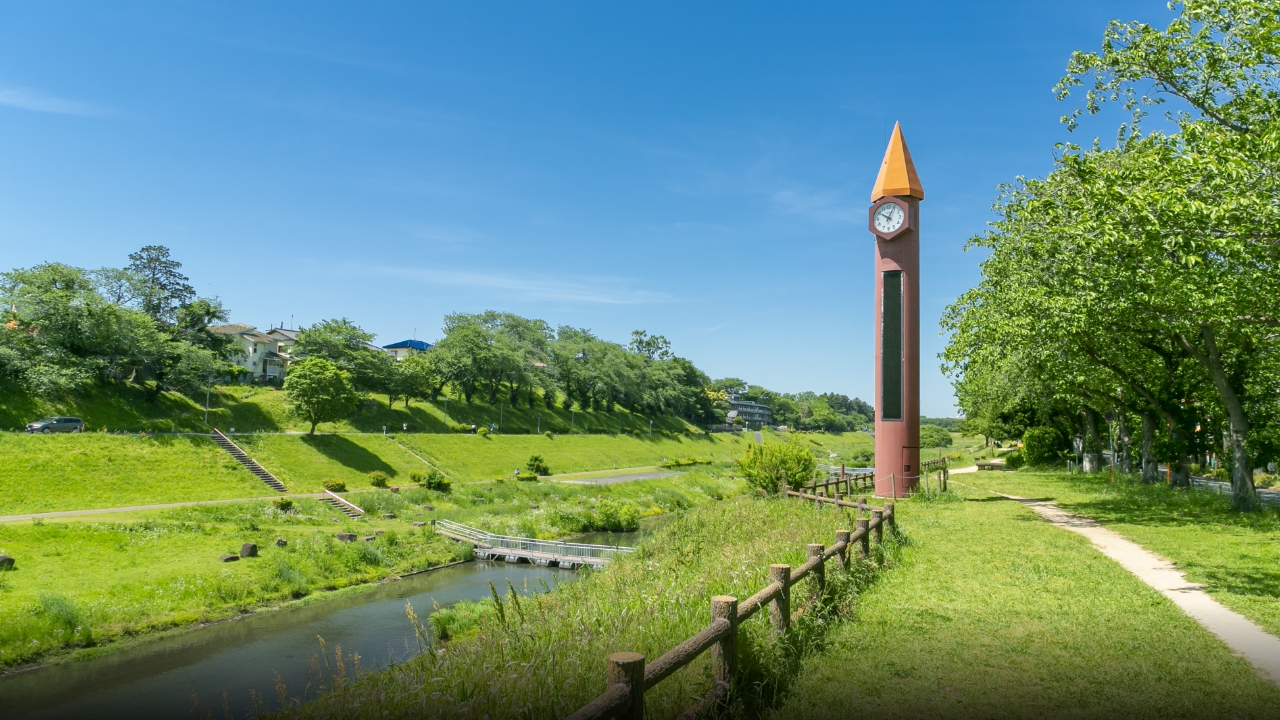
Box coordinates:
[382,339,432,361]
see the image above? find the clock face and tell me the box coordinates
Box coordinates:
[873,202,905,235]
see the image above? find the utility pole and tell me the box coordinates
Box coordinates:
[571,409,575,432]
[537,413,541,434]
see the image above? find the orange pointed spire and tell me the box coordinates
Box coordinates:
[870,122,924,201]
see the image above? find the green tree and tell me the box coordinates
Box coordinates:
[295,318,390,392]
[283,358,359,435]
[126,246,195,323]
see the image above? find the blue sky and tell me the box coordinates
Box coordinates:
[0,1,1166,416]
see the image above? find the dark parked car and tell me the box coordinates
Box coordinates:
[25,417,85,434]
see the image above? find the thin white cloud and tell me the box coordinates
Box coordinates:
[0,86,108,116]
[770,187,862,224]
[370,265,673,305]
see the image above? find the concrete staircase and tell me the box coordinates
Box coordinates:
[211,429,287,493]
[322,490,364,518]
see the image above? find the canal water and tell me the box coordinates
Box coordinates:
[0,525,651,720]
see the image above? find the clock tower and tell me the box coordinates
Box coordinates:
[868,123,924,498]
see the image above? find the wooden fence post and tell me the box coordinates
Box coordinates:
[885,502,896,533]
[769,564,790,633]
[872,509,884,545]
[608,652,645,720]
[835,530,851,570]
[856,518,869,559]
[807,544,825,604]
[711,596,738,686]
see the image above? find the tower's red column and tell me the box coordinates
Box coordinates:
[873,198,920,498]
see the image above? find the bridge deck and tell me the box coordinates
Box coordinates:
[435,520,634,569]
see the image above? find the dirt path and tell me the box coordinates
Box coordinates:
[956,467,1280,686]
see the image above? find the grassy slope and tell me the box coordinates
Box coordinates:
[274,494,899,720]
[0,434,276,515]
[775,485,1280,719]
[236,433,433,492]
[395,431,773,481]
[0,382,698,435]
[968,468,1280,642]
[0,429,777,513]
[0,472,742,670]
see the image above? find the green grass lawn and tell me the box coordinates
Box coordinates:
[0,434,275,515]
[0,471,743,670]
[965,468,1280,643]
[270,492,900,720]
[393,431,767,482]
[774,484,1280,719]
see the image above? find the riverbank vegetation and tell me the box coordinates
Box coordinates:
[271,494,902,720]
[0,472,741,670]
[774,481,1280,718]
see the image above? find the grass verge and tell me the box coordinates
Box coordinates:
[774,483,1280,719]
[966,468,1280,643]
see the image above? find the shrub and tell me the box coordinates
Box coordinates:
[1022,427,1063,465]
[477,427,490,438]
[1005,450,1026,470]
[322,479,347,492]
[272,497,294,513]
[659,458,712,468]
[420,468,451,492]
[409,471,425,484]
[595,499,641,531]
[368,471,390,488]
[516,470,539,482]
[919,424,953,449]
[735,440,817,493]
[526,454,551,476]
[544,430,553,438]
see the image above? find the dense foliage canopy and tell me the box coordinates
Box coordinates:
[944,0,1280,509]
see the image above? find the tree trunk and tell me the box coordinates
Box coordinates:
[1118,413,1131,474]
[1175,327,1257,510]
[1082,408,1104,473]
[1141,413,1157,483]
[1172,452,1191,487]
[309,420,317,436]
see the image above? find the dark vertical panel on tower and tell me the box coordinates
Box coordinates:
[881,270,902,420]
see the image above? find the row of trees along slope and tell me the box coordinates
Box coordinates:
[1,250,878,434]
[944,0,1280,510]
[287,314,877,433]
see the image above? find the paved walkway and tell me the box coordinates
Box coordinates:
[554,470,682,486]
[0,492,337,523]
[956,466,1280,687]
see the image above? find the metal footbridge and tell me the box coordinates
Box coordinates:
[435,519,635,568]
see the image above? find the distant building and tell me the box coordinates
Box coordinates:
[727,395,771,427]
[382,339,432,361]
[208,324,287,382]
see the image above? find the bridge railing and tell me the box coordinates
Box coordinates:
[436,519,636,561]
[567,500,897,720]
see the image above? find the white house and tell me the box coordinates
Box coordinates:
[208,324,287,382]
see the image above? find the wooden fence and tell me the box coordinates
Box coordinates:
[566,499,897,720]
[804,457,950,499]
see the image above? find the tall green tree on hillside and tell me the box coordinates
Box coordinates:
[284,358,359,435]
[127,246,196,323]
